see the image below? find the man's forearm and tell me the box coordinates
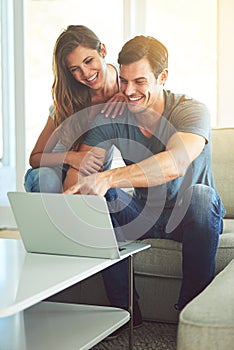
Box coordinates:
[99,150,180,189]
[63,151,180,196]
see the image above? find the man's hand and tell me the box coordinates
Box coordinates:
[101,92,127,118]
[64,172,110,196]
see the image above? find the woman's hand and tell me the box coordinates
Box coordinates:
[101,92,127,118]
[65,150,104,176]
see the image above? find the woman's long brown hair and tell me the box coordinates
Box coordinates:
[52,25,102,149]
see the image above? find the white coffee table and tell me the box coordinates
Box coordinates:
[0,239,150,349]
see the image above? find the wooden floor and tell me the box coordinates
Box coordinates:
[0,229,20,239]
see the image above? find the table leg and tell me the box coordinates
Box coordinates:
[128,254,133,350]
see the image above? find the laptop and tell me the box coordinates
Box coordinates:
[7,192,150,259]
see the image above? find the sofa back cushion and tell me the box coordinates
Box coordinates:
[212,128,234,218]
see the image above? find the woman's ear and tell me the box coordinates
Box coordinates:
[100,43,107,58]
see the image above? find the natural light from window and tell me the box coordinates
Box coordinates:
[145,0,217,125]
[0,18,2,160]
[25,0,217,169]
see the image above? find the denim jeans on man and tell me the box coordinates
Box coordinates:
[102,184,225,310]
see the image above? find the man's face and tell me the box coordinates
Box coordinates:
[119,57,163,114]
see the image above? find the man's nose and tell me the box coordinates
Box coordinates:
[124,82,136,96]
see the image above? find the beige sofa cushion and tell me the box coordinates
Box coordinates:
[135,223,234,276]
[177,258,234,350]
[212,128,234,218]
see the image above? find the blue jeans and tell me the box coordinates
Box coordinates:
[102,184,226,310]
[24,166,68,193]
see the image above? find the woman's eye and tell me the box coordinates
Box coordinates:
[70,67,78,73]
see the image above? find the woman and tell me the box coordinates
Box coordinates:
[24,25,125,193]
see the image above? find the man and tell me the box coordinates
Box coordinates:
[64,35,225,328]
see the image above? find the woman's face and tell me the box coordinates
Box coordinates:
[66,44,107,90]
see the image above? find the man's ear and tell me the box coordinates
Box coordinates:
[100,43,107,58]
[159,69,168,85]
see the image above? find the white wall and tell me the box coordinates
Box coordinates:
[217,0,234,126]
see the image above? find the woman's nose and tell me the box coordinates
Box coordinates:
[80,65,90,78]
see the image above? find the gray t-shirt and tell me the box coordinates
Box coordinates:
[83,90,216,209]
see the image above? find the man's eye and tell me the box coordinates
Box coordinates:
[136,80,146,84]
[85,58,93,64]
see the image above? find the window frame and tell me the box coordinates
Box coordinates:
[0,0,25,227]
[1,0,15,167]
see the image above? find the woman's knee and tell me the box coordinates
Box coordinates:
[24,167,62,193]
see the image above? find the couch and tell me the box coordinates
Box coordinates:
[50,128,234,326]
[177,258,234,350]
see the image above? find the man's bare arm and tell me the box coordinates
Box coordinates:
[64,132,205,195]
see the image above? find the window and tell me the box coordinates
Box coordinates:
[0,14,2,160]
[144,0,217,126]
[0,0,16,209]
[25,0,124,162]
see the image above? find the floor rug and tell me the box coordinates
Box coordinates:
[93,321,178,349]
